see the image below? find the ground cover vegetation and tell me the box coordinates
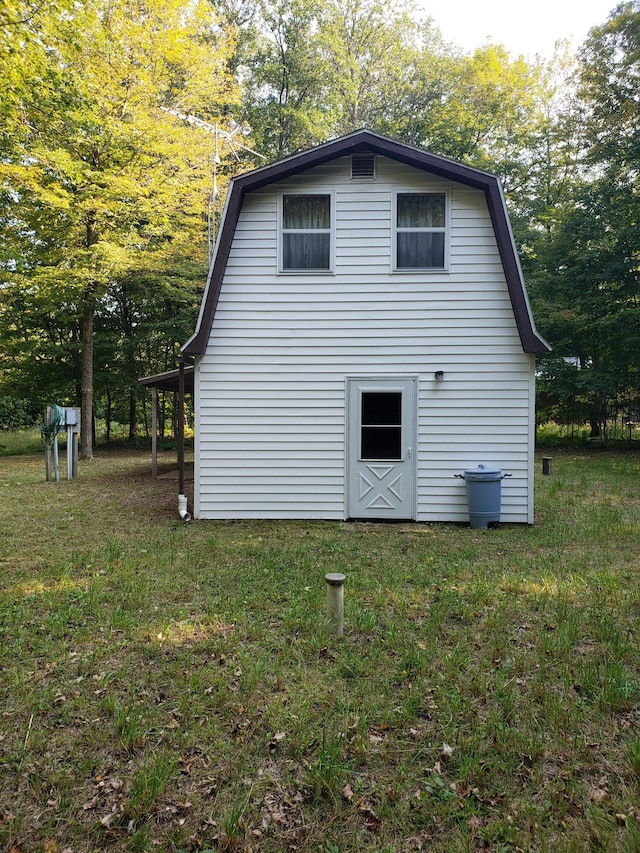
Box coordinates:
[0,449,639,851]
[1,1,640,449]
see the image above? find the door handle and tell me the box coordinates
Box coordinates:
[407,446,412,458]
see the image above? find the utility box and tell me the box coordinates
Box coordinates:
[63,407,81,429]
[455,464,510,529]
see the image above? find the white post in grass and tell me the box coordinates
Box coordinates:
[325,573,346,636]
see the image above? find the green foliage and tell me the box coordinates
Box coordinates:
[235,0,549,168]
[525,4,640,435]
[0,396,39,430]
[0,0,241,453]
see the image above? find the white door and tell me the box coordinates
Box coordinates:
[347,377,416,520]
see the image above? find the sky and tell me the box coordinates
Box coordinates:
[423,0,618,57]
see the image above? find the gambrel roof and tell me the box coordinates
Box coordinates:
[183,129,550,356]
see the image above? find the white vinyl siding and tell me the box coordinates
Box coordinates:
[194,155,535,522]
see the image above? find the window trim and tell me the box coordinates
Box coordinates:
[278,190,335,274]
[392,188,450,273]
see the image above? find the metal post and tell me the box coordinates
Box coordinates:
[177,355,185,496]
[53,431,60,482]
[151,387,158,478]
[542,457,552,476]
[72,429,79,478]
[67,424,73,480]
[45,442,52,482]
[44,405,53,482]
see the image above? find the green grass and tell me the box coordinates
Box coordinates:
[0,448,639,852]
[0,427,44,456]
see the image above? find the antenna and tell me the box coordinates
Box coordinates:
[160,107,266,259]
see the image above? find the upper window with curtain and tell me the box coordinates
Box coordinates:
[394,191,448,271]
[281,193,333,272]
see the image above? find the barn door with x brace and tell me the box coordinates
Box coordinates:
[347,377,416,520]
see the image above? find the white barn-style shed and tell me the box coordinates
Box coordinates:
[183,130,550,523]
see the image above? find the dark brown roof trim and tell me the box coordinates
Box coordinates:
[183,129,550,356]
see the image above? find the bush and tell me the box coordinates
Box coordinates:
[0,397,39,431]
[536,421,591,446]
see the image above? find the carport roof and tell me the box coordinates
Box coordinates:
[138,365,194,394]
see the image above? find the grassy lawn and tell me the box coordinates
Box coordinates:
[1,449,639,852]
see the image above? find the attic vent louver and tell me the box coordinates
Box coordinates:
[351,153,375,179]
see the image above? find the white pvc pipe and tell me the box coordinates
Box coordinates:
[178,493,192,523]
[325,572,346,635]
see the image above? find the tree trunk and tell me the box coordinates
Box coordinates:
[128,389,137,443]
[105,387,112,446]
[80,301,94,459]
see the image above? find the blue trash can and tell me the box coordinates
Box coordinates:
[455,464,511,528]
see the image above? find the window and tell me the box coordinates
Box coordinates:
[395,191,447,270]
[360,392,402,460]
[281,193,332,271]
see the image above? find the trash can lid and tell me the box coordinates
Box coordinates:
[463,463,502,480]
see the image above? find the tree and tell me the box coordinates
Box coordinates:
[526,3,640,437]
[0,0,240,455]
[237,0,551,177]
[315,0,433,136]
[236,0,330,158]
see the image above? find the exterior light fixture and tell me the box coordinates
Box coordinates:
[434,370,444,382]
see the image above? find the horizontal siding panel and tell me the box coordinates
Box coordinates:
[226,256,278,268]
[422,421,529,432]
[199,391,342,403]
[229,238,276,252]
[207,320,518,334]
[199,424,342,436]
[214,291,516,305]
[204,325,520,340]
[219,273,501,286]
[201,455,344,472]
[336,228,390,240]
[199,418,343,429]
[199,440,343,452]
[199,355,528,366]
[210,310,518,325]
[198,481,343,494]
[215,289,514,305]
[203,347,525,359]
[197,449,343,461]
[450,243,501,256]
[338,241,390,252]
[197,510,346,520]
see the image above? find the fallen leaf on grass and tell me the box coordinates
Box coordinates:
[268,731,286,750]
[359,801,381,833]
[588,785,608,802]
[468,815,484,832]
[342,783,354,801]
[588,777,609,803]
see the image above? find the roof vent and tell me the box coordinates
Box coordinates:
[351,153,375,179]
